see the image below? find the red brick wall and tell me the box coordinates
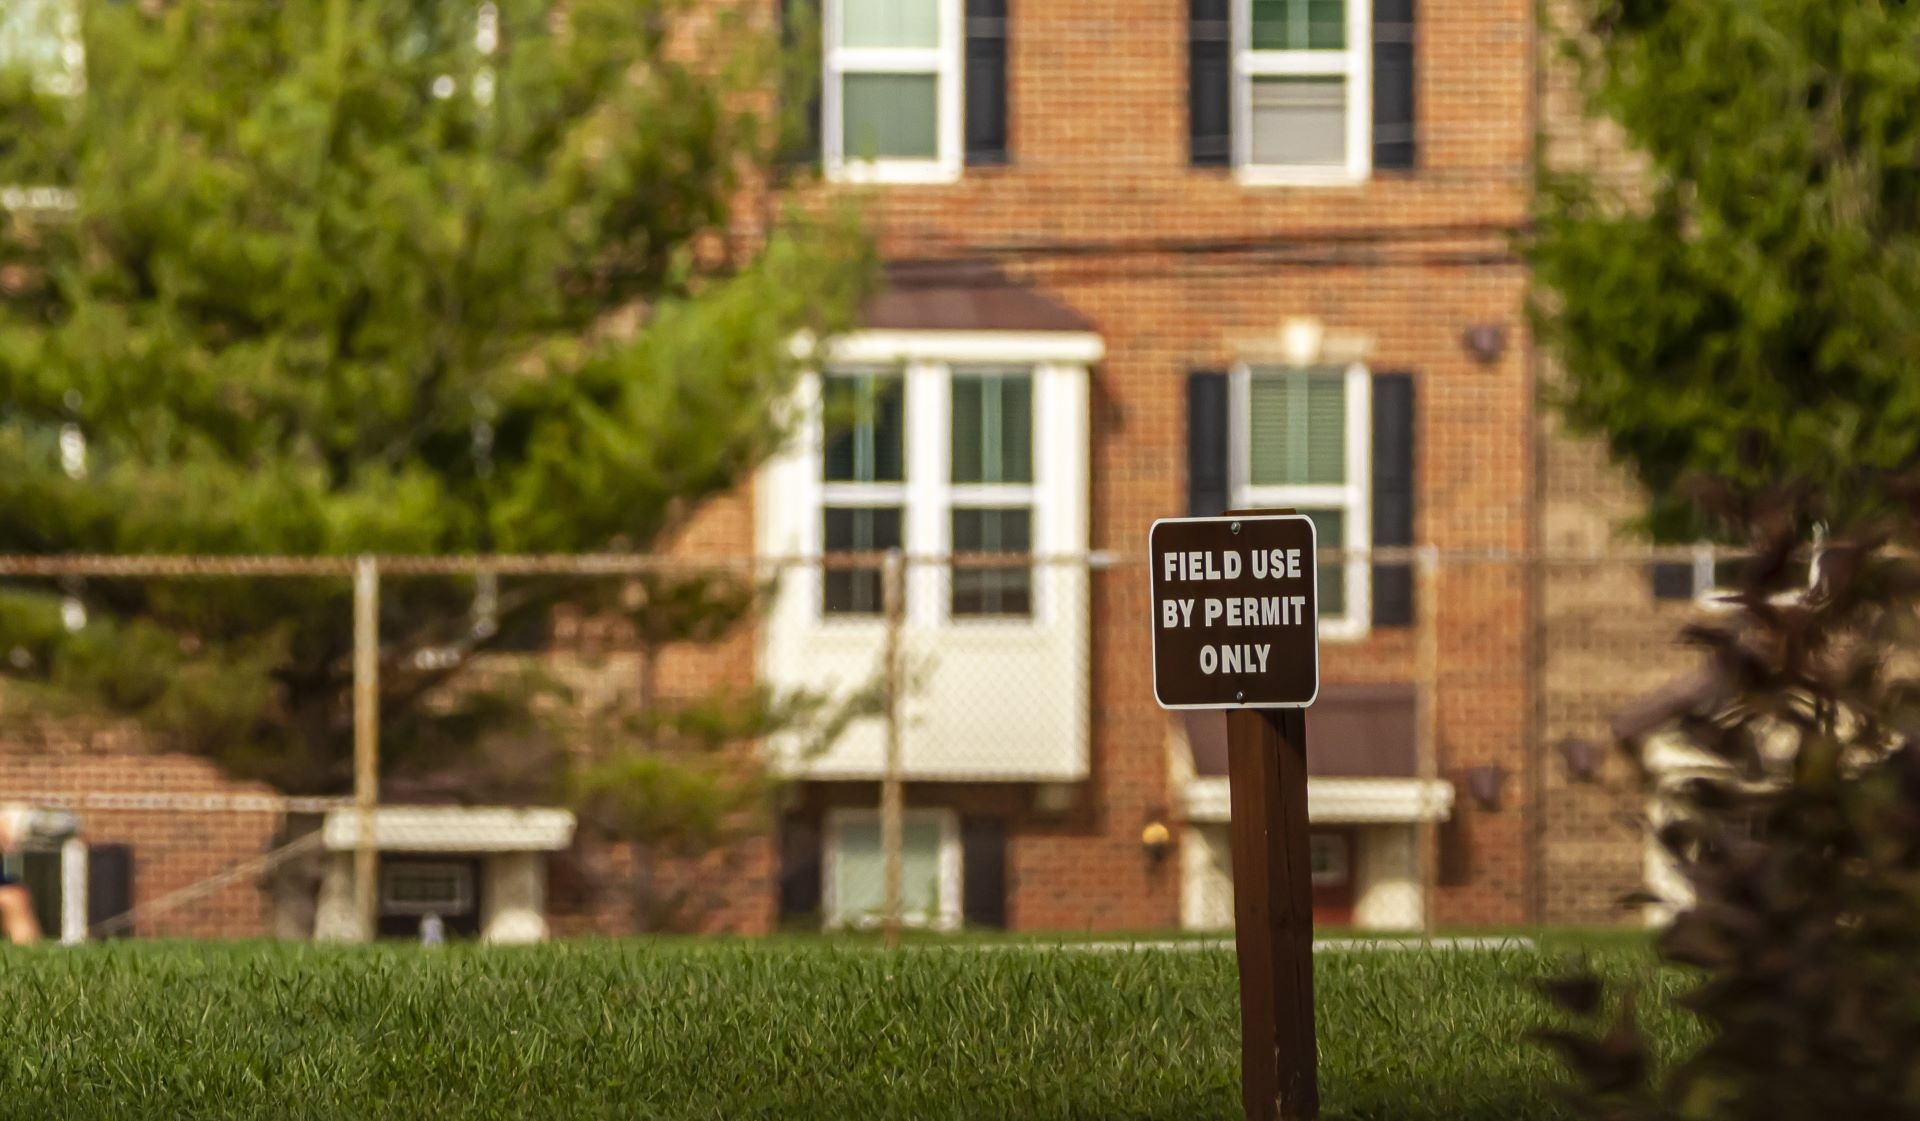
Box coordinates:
[1534,0,1693,924]
[0,742,280,938]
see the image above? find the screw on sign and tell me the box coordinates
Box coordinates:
[1150,512,1321,1121]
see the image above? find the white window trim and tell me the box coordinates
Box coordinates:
[810,359,1052,629]
[822,0,964,185]
[1229,362,1372,641]
[1231,0,1372,186]
[821,807,962,932]
[1184,775,1454,823]
[818,368,911,623]
[59,837,86,944]
[379,860,477,916]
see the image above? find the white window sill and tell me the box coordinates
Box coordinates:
[1318,619,1370,643]
[826,161,962,187]
[1234,166,1369,189]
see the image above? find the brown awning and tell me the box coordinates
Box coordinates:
[861,259,1096,334]
[1185,682,1418,778]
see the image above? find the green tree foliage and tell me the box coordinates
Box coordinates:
[1532,0,1920,538]
[0,0,871,817]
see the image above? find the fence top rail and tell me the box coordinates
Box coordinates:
[0,544,1863,577]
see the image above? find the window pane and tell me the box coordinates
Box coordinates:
[1301,507,1346,618]
[831,817,944,925]
[842,73,939,161]
[951,372,1033,484]
[1309,833,1348,885]
[1249,372,1347,486]
[952,507,1031,617]
[1250,0,1346,51]
[824,506,902,615]
[823,373,904,483]
[841,0,940,49]
[1250,77,1347,168]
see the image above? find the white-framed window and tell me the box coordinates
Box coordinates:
[0,0,83,96]
[948,368,1035,618]
[1231,363,1372,639]
[820,368,908,615]
[823,0,963,183]
[822,808,961,931]
[1233,0,1370,184]
[379,861,476,916]
[815,359,1041,623]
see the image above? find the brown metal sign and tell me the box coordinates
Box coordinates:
[1150,513,1320,710]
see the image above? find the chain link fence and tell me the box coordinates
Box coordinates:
[0,544,1744,942]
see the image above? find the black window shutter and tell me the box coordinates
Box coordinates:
[1189,0,1231,167]
[776,815,822,923]
[1371,372,1416,626]
[780,0,823,168]
[87,843,135,939]
[1188,371,1230,516]
[1650,562,1696,600]
[961,816,1008,929]
[964,0,1009,165]
[1372,0,1417,171]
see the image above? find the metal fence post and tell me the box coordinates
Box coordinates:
[1415,545,1441,936]
[880,549,905,950]
[353,555,380,943]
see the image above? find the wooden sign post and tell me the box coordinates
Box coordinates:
[1150,511,1320,1121]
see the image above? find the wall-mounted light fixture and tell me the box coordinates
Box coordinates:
[1280,316,1325,367]
[1557,737,1604,783]
[1465,764,1509,812]
[1140,820,1173,861]
[1461,323,1506,365]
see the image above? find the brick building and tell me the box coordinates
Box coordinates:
[1,0,1557,940]
[751,0,1534,934]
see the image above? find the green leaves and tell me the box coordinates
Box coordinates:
[0,0,872,794]
[1535,1,1920,536]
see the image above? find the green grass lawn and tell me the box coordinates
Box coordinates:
[0,937,1701,1121]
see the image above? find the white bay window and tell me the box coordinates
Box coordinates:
[758,328,1098,782]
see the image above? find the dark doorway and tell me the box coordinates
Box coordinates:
[375,857,484,939]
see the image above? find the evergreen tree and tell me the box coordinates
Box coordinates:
[0,0,869,831]
[1533,0,1920,537]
